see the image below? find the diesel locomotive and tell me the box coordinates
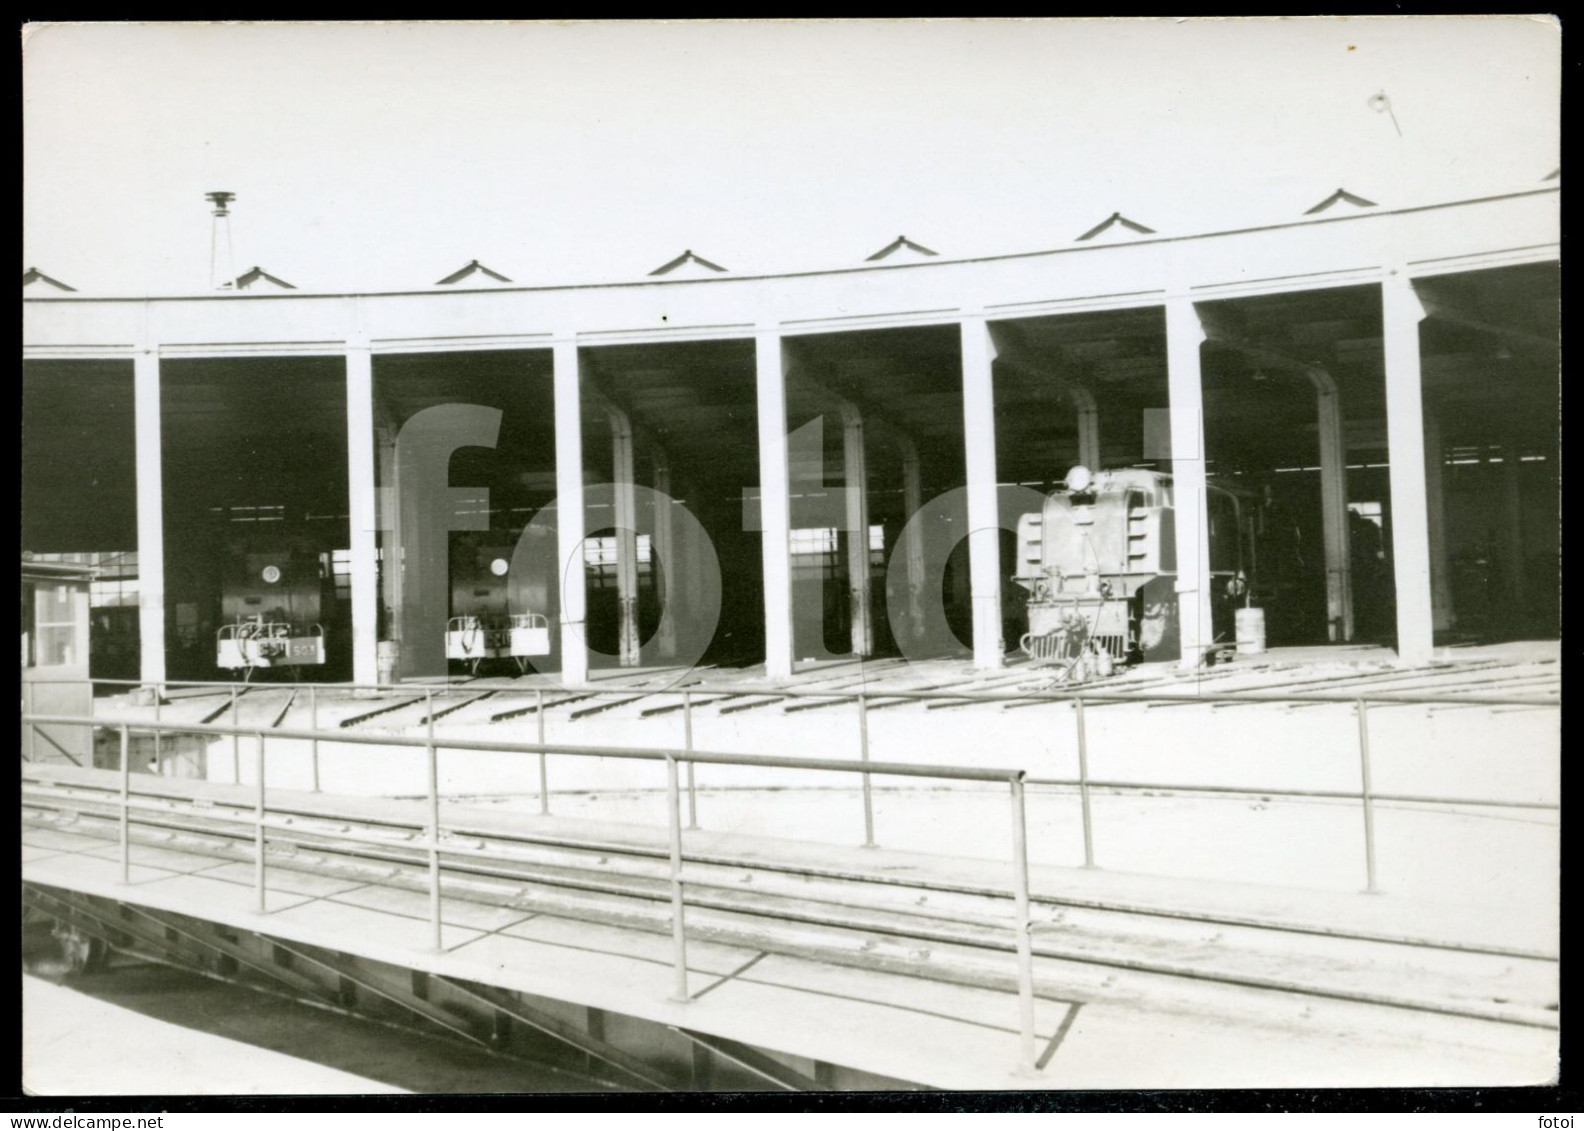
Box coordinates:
[1013,466,1259,668]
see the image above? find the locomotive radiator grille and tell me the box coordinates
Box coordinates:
[1020,631,1129,665]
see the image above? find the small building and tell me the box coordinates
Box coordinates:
[21,557,95,766]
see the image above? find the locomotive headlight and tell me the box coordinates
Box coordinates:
[261,565,282,584]
[1066,465,1093,492]
[489,557,510,577]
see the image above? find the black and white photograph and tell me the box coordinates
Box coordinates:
[20,17,1561,1103]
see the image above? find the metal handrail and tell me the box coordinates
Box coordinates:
[20,712,1019,783]
[22,647,1561,1070]
[21,666,1563,1073]
[20,707,1045,1074]
[1022,775,1558,812]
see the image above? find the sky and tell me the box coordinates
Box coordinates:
[22,18,1561,295]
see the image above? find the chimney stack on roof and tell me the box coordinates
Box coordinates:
[205,191,238,291]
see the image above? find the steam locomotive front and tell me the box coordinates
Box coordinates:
[216,548,328,671]
[445,536,552,674]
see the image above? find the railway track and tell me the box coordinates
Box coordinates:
[21,766,1559,1036]
[129,655,1558,750]
[195,687,299,729]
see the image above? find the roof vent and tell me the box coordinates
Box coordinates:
[234,266,296,291]
[22,267,77,293]
[436,259,513,286]
[866,235,939,262]
[1075,213,1157,242]
[1304,188,1377,215]
[649,250,728,277]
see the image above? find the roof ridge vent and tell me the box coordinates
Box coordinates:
[1075,212,1157,242]
[436,259,513,285]
[22,267,77,292]
[866,235,939,262]
[235,266,296,291]
[1304,187,1378,215]
[649,249,728,276]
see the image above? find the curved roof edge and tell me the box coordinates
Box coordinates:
[22,186,1560,305]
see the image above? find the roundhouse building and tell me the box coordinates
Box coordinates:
[21,183,1560,689]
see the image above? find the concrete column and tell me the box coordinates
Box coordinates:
[652,449,678,660]
[1164,298,1214,668]
[1423,412,1455,633]
[895,431,926,634]
[1309,367,1355,641]
[553,340,590,686]
[607,406,641,667]
[133,349,166,688]
[1074,385,1102,471]
[1380,275,1435,666]
[960,316,1004,670]
[684,477,709,654]
[1501,427,1528,612]
[755,330,795,680]
[345,346,380,685]
[839,403,873,656]
[374,409,404,658]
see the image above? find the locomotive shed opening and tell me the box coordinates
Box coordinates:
[989,306,1176,662]
[372,349,559,679]
[159,355,352,683]
[780,323,972,664]
[1408,262,1559,643]
[574,338,764,672]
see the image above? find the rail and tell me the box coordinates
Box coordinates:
[20,708,1044,1075]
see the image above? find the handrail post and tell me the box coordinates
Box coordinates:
[230,686,240,782]
[23,681,35,763]
[152,689,162,773]
[683,690,698,829]
[254,731,267,914]
[1009,774,1037,1075]
[666,753,690,1003]
[428,703,443,951]
[1076,697,1095,869]
[536,687,549,815]
[119,724,131,884]
[308,685,320,792]
[858,693,876,848]
[1357,699,1379,894]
